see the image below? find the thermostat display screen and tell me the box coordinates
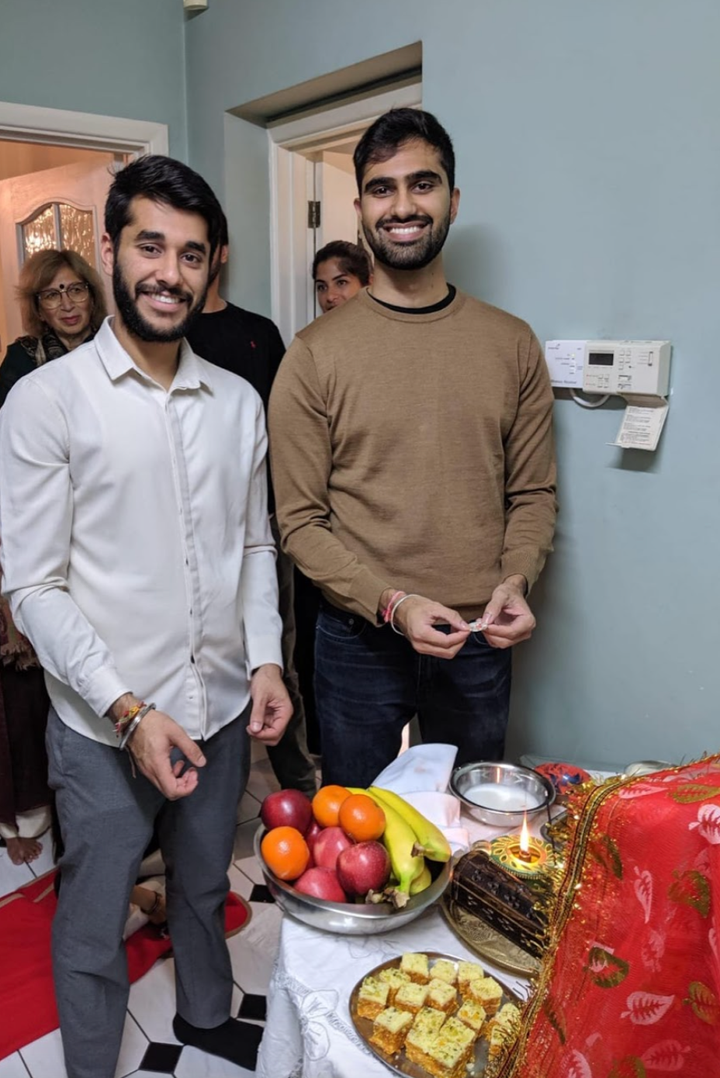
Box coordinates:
[588,352,614,366]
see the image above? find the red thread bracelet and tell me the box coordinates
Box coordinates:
[382,590,405,623]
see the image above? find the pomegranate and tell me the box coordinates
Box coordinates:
[260,789,313,834]
[336,840,391,897]
[293,866,348,903]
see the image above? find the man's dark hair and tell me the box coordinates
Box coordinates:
[312,240,372,285]
[105,155,225,257]
[353,108,456,194]
[219,207,229,248]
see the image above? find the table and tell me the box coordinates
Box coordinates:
[257,881,529,1078]
[256,766,616,1077]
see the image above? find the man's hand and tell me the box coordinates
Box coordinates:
[124,708,207,800]
[247,664,293,746]
[392,595,470,659]
[478,576,535,648]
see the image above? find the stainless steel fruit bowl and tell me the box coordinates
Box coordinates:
[450,761,555,828]
[253,825,452,935]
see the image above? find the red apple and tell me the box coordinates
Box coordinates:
[312,826,354,871]
[293,866,348,903]
[305,819,323,856]
[261,789,313,834]
[336,841,391,897]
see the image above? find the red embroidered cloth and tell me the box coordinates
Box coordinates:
[498,757,720,1078]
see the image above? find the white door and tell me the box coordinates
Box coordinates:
[311,153,361,319]
[0,157,116,348]
[279,149,365,332]
[272,146,316,345]
[314,154,359,251]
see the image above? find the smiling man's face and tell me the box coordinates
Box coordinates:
[103,196,210,343]
[355,139,459,272]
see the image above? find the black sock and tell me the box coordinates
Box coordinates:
[173,1013,263,1071]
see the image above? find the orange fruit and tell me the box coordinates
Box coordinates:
[261,826,310,881]
[338,793,386,842]
[312,784,351,828]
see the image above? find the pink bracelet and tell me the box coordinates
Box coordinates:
[382,590,406,623]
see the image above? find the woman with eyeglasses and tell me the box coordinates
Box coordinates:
[0,249,107,866]
[0,248,107,408]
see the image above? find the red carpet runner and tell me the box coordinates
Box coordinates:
[0,870,251,1060]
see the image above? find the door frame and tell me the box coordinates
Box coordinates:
[0,102,169,351]
[0,101,169,157]
[268,81,421,342]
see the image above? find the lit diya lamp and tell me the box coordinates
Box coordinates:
[488,812,553,879]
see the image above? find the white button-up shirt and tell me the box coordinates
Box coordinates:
[0,317,283,746]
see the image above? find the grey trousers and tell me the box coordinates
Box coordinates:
[46,706,250,1078]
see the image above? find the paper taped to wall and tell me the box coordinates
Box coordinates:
[609,397,669,451]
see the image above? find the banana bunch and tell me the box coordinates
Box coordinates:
[348,786,451,909]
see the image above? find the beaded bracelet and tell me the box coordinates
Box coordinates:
[118,702,156,751]
[390,593,421,635]
[382,590,406,623]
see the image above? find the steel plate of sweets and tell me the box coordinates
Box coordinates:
[349,951,522,1078]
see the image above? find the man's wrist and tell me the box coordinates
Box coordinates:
[502,574,528,596]
[378,588,396,617]
[380,588,406,623]
[107,693,140,724]
[118,702,156,750]
[391,594,422,635]
[251,663,283,678]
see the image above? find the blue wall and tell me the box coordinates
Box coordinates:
[185,0,720,770]
[3,1,713,769]
[0,0,187,158]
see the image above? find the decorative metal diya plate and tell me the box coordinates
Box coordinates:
[441,895,540,977]
[349,951,519,1078]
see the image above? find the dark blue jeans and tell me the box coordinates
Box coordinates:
[314,599,512,788]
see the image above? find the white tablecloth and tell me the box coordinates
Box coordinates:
[253,776,575,1078]
[256,899,529,1078]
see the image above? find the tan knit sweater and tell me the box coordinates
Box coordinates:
[269,288,557,624]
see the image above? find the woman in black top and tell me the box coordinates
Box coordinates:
[0,248,106,863]
[0,247,107,407]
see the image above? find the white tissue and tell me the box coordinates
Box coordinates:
[371,745,471,852]
[372,743,458,794]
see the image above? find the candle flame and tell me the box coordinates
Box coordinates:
[519,811,530,853]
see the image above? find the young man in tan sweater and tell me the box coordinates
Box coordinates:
[269,108,557,787]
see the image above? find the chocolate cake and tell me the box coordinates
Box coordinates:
[450,846,550,958]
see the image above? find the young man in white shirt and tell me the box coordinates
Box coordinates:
[0,156,291,1078]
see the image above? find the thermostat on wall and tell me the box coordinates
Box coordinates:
[583,340,671,397]
[545,339,671,397]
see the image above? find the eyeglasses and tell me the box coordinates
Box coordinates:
[36,281,91,310]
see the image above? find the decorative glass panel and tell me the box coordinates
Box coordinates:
[22,206,57,260]
[59,204,96,267]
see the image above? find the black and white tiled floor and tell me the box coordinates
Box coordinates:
[0,746,286,1078]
